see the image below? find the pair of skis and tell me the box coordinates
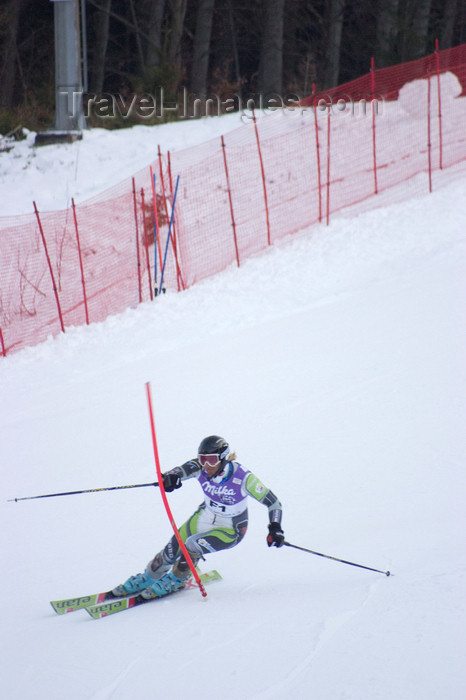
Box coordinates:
[50,570,221,619]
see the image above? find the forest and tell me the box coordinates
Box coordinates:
[0,0,465,133]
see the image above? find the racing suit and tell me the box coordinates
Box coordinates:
[145,458,283,579]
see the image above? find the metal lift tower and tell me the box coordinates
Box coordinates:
[36,0,86,145]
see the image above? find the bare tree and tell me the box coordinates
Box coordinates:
[411,0,433,58]
[89,0,112,93]
[167,0,187,67]
[144,0,167,70]
[375,0,399,67]
[400,0,433,61]
[440,0,458,49]
[322,0,346,88]
[0,0,28,109]
[257,0,285,95]
[191,0,215,96]
[227,0,241,90]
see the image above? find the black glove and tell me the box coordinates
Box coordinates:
[267,522,285,548]
[162,471,182,492]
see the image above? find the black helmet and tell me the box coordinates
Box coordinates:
[198,435,230,479]
[198,435,230,461]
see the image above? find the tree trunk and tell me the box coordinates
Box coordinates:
[375,0,400,68]
[227,0,241,91]
[411,0,433,58]
[402,0,433,61]
[322,0,345,89]
[190,0,215,96]
[440,0,458,49]
[167,0,187,67]
[257,0,285,96]
[89,0,112,94]
[0,0,27,109]
[144,0,167,69]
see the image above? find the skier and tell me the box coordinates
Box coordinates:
[112,435,284,599]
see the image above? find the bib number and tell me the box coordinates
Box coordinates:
[209,499,226,513]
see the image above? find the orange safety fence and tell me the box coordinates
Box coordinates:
[1,42,466,357]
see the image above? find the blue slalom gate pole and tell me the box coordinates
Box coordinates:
[152,171,158,294]
[159,175,180,296]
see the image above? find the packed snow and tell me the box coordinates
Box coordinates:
[0,113,244,215]
[1,111,465,700]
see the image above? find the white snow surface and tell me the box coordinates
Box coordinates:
[1,114,466,700]
[0,113,245,215]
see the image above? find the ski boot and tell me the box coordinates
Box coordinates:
[140,571,187,599]
[111,571,156,597]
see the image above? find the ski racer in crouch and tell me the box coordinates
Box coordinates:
[112,435,284,600]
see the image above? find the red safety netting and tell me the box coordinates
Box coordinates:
[1,43,466,357]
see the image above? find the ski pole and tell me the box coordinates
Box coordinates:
[8,481,159,502]
[284,541,391,576]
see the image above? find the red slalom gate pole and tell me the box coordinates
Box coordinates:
[0,326,6,357]
[71,198,89,324]
[33,201,65,333]
[371,57,379,195]
[132,178,143,304]
[252,110,271,246]
[221,135,240,267]
[427,71,433,193]
[150,166,163,294]
[145,382,207,598]
[140,188,154,301]
[326,106,331,226]
[435,38,443,170]
[312,84,322,223]
[158,145,184,291]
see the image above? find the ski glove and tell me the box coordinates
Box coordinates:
[267,522,285,548]
[162,472,182,492]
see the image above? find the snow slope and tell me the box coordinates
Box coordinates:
[0,113,244,215]
[1,116,465,700]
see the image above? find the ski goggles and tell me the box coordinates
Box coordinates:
[198,453,221,467]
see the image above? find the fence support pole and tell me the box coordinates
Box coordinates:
[326,106,331,226]
[158,146,184,291]
[371,57,379,195]
[150,167,163,295]
[33,202,65,333]
[221,135,240,267]
[252,110,271,245]
[166,151,185,288]
[427,71,433,193]
[312,85,322,223]
[140,188,154,301]
[159,175,180,295]
[435,38,443,170]
[132,178,143,304]
[71,198,89,324]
